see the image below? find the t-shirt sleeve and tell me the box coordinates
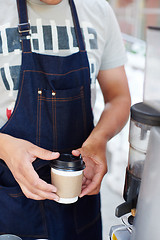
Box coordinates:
[100,3,127,70]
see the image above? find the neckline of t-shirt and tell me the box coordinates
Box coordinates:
[27,0,66,7]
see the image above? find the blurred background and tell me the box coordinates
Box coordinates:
[95,0,160,239]
[110,0,160,40]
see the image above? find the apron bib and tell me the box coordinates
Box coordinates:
[0,0,102,239]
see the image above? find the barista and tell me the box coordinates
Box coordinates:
[0,0,131,239]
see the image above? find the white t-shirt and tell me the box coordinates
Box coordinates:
[0,0,127,128]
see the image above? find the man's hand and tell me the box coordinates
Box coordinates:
[0,133,60,201]
[72,135,107,197]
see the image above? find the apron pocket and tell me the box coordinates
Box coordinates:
[0,161,48,239]
[36,86,87,152]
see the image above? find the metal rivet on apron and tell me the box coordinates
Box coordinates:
[52,91,56,96]
[38,90,42,95]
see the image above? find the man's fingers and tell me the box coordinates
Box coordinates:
[20,184,44,200]
[18,173,59,201]
[14,161,59,199]
[72,149,81,156]
[20,183,59,201]
[20,178,59,201]
[34,189,59,201]
[82,175,87,184]
[31,145,60,161]
[79,173,102,197]
[34,178,57,192]
[80,183,100,197]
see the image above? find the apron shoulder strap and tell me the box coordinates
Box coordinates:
[17,0,31,53]
[16,0,86,53]
[69,0,86,52]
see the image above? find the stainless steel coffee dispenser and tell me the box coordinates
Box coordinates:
[115,102,160,219]
[131,26,160,240]
[110,26,160,240]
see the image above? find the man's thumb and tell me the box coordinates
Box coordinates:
[72,149,81,156]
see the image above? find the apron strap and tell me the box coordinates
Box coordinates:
[69,0,86,52]
[16,0,31,53]
[16,0,85,53]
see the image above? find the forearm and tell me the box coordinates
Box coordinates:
[91,95,131,142]
[0,133,12,160]
[89,66,131,144]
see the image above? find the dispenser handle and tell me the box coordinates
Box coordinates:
[115,201,133,218]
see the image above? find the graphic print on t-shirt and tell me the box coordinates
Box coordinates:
[0,19,98,123]
[0,19,98,86]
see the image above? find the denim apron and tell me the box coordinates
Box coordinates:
[0,0,102,239]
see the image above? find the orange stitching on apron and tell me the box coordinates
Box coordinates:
[24,67,89,76]
[40,96,81,102]
[55,95,57,150]
[36,89,40,145]
[39,94,42,146]
[39,86,84,101]
[21,40,32,54]
[23,50,32,54]
[41,95,81,99]
[80,87,87,137]
[52,93,57,150]
[9,193,23,197]
[2,71,25,130]
[52,93,55,151]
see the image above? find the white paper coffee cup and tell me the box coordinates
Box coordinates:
[50,154,85,204]
[51,168,83,204]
